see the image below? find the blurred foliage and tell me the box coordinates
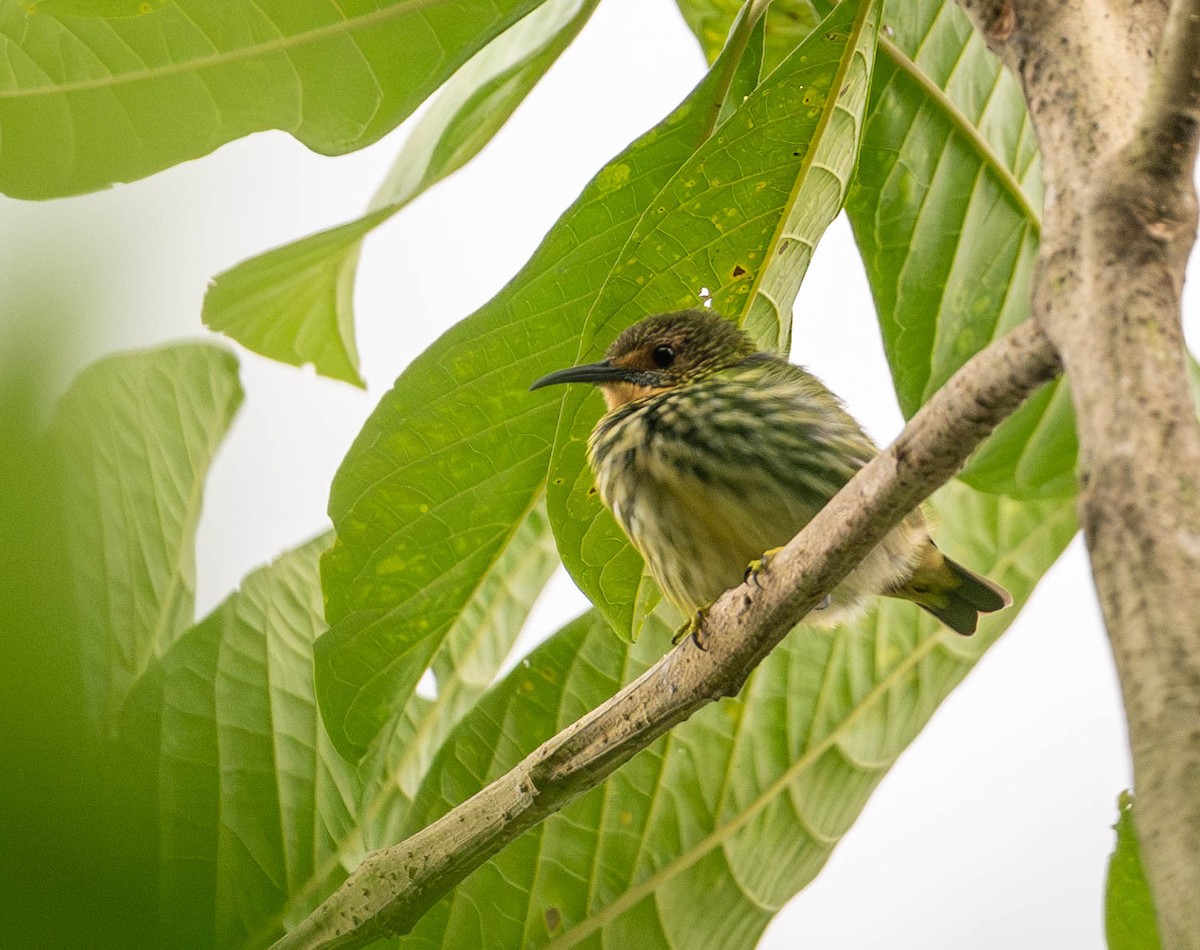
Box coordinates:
[0,0,1101,946]
[0,331,157,947]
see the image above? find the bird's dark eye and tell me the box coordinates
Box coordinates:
[651,344,676,368]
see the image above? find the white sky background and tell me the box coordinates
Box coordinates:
[6,0,1195,944]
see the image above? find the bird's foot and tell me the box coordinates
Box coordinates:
[672,606,710,650]
[744,546,785,588]
[743,547,832,611]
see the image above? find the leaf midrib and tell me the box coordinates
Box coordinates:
[737,0,878,339]
[2,0,472,100]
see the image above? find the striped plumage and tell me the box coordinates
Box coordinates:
[532,309,1010,634]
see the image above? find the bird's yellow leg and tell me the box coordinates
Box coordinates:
[744,546,785,587]
[672,605,710,648]
[744,546,832,610]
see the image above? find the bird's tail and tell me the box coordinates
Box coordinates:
[888,544,1012,636]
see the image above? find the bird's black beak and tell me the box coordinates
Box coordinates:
[530,359,644,391]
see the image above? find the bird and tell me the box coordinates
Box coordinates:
[530,308,1010,636]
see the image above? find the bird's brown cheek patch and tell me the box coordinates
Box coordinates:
[600,382,671,411]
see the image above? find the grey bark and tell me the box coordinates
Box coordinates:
[273,321,1061,950]
[955,0,1200,945]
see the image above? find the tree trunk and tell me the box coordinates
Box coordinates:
[956,1,1200,945]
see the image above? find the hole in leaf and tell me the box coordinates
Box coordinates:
[415,668,438,700]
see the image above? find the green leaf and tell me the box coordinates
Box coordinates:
[122,511,550,949]
[850,3,1042,410]
[202,0,599,386]
[675,0,834,73]
[399,480,1077,949]
[845,1,1076,499]
[32,0,169,17]
[202,212,379,388]
[141,536,361,950]
[364,0,598,213]
[0,0,550,199]
[545,0,880,640]
[1106,792,1162,950]
[352,500,559,851]
[714,9,764,127]
[315,10,762,759]
[959,378,1077,497]
[241,507,553,946]
[51,343,243,729]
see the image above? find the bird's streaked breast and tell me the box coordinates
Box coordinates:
[587,369,873,613]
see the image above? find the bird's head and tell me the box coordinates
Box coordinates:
[530,309,757,410]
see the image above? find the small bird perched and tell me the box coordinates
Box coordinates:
[531,309,1010,635]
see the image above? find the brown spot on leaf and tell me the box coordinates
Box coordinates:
[545,907,561,932]
[732,264,747,278]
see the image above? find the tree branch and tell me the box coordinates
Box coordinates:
[273,320,1060,950]
[1133,0,1200,184]
[956,1,1200,945]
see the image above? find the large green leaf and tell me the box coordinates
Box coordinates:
[353,501,558,853]
[52,343,243,729]
[146,522,557,948]
[110,504,550,950]
[675,0,1075,500]
[31,0,169,17]
[1106,792,1162,950]
[545,0,880,640]
[140,536,360,950]
[37,334,555,946]
[202,0,599,386]
[126,513,553,949]
[215,505,551,947]
[844,0,1078,498]
[46,342,348,948]
[316,9,763,760]
[396,480,1076,949]
[0,0,550,198]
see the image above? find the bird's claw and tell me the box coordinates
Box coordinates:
[744,546,785,588]
[743,549,832,611]
[672,606,710,650]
